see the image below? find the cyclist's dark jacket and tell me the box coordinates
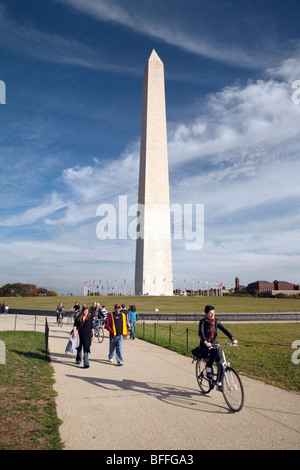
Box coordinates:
[198,316,234,346]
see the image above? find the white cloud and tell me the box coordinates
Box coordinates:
[0,193,66,227]
[267,51,300,82]
[168,76,300,168]
[42,141,140,228]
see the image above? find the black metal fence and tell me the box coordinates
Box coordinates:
[135,321,199,355]
[2,314,50,356]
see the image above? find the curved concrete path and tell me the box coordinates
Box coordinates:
[48,320,300,450]
[1,315,300,450]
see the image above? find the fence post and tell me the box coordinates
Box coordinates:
[34,315,37,331]
[154,323,157,343]
[143,321,145,339]
[169,325,171,348]
[14,315,17,331]
[45,318,49,356]
[186,328,189,352]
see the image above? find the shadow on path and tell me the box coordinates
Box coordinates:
[66,373,230,414]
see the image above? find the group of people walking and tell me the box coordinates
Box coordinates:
[63,300,237,377]
[68,301,139,368]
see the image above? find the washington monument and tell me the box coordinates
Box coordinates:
[135,50,173,296]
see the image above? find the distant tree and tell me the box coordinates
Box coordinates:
[0,283,58,297]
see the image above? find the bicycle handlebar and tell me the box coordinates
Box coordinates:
[209,341,238,350]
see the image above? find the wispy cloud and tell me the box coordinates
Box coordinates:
[0,193,67,227]
[56,0,279,69]
[0,4,138,74]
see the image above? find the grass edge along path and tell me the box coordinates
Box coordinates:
[2,295,300,314]
[0,331,63,450]
[135,322,300,394]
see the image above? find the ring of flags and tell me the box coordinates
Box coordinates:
[83,279,223,296]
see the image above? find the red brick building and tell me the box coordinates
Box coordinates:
[243,279,299,295]
[246,280,274,294]
[273,280,297,290]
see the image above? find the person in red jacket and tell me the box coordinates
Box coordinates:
[105,304,128,365]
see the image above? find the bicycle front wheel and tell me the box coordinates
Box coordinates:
[97,326,104,343]
[195,358,211,394]
[221,367,244,412]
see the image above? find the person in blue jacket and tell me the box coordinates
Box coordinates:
[128,304,139,340]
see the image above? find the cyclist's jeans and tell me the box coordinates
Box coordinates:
[206,347,222,369]
[76,345,89,367]
[109,335,124,363]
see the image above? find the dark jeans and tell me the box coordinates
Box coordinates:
[76,344,89,367]
[206,345,222,369]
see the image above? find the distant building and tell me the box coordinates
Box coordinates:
[273,280,297,290]
[235,277,299,296]
[272,280,299,296]
[235,276,245,292]
[246,280,274,294]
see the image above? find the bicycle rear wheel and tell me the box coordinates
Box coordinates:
[221,367,244,412]
[195,358,211,393]
[97,326,104,343]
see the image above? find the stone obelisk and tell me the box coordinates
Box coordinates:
[135,50,173,296]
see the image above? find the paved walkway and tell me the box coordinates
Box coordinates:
[1,314,300,450]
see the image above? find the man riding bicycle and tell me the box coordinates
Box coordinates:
[56,301,65,323]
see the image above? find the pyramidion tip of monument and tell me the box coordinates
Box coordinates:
[149,49,163,64]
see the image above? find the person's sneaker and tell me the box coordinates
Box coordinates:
[118,361,124,366]
[108,358,113,362]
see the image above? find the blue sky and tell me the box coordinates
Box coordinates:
[0,0,299,295]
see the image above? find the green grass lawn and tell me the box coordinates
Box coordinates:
[135,322,300,393]
[0,331,63,450]
[2,294,300,314]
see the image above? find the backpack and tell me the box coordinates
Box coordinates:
[191,345,203,359]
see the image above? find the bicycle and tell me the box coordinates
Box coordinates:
[67,311,76,325]
[194,341,244,412]
[94,319,105,343]
[56,311,64,327]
